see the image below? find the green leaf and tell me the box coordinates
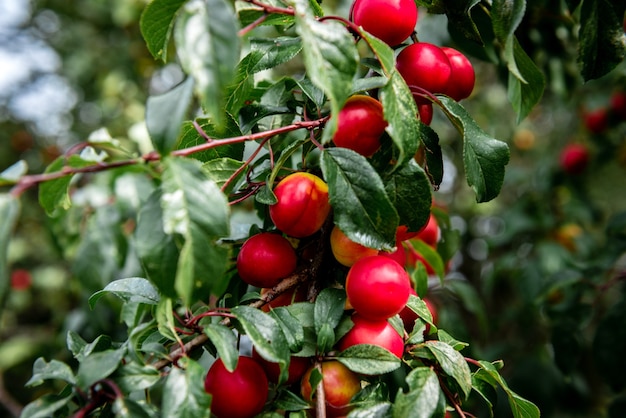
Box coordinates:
[475,361,541,418]
[203,158,246,195]
[445,0,484,45]
[89,277,160,309]
[140,0,186,61]
[419,123,443,188]
[506,37,546,122]
[493,0,527,82]
[146,77,194,155]
[113,397,157,418]
[294,0,359,142]
[175,0,240,127]
[392,367,445,418]
[162,357,212,418]
[270,307,306,353]
[360,32,395,76]
[384,163,432,238]
[578,0,626,81]
[25,358,76,387]
[250,36,303,73]
[203,323,239,372]
[0,160,28,185]
[114,362,161,393]
[379,71,421,169]
[156,297,181,343]
[20,391,73,418]
[176,116,244,163]
[0,194,19,309]
[439,97,510,202]
[76,347,127,389]
[424,341,472,399]
[321,148,399,251]
[135,190,180,298]
[338,344,402,375]
[160,157,232,303]
[231,305,291,371]
[314,288,347,353]
[404,294,436,335]
[407,239,445,281]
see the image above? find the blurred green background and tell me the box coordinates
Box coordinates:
[1,0,625,417]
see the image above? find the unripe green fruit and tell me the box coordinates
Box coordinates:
[269,172,331,238]
[236,232,297,288]
[204,356,268,418]
[332,95,388,157]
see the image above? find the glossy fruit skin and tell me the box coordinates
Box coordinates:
[345,255,411,320]
[260,286,307,312]
[378,239,406,266]
[415,213,440,247]
[560,144,590,175]
[418,102,433,125]
[330,225,379,267]
[204,356,268,418]
[333,95,388,157]
[236,233,297,288]
[252,349,311,385]
[351,0,418,46]
[583,108,608,134]
[338,313,405,358]
[301,361,361,417]
[269,172,331,238]
[396,43,452,104]
[441,47,475,101]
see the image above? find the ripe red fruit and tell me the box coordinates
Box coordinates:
[333,95,388,157]
[583,108,608,134]
[338,313,405,358]
[396,43,452,104]
[252,349,311,385]
[378,239,407,266]
[204,356,268,418]
[610,91,626,120]
[415,213,440,247]
[441,47,475,101]
[260,286,307,312]
[345,255,411,320]
[269,172,331,238]
[10,269,32,290]
[330,225,379,267]
[560,143,590,175]
[236,233,297,288]
[351,0,418,46]
[301,361,361,417]
[418,102,434,125]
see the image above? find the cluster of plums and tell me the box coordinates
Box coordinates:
[202,0,465,416]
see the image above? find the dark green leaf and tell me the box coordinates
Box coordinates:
[231,305,290,371]
[294,0,359,142]
[360,32,395,76]
[420,123,443,189]
[146,77,194,155]
[578,0,626,81]
[162,357,212,418]
[493,0,527,81]
[439,97,510,202]
[445,0,484,45]
[175,0,240,127]
[250,37,303,73]
[384,163,432,238]
[25,358,76,387]
[506,38,545,122]
[203,323,239,372]
[114,362,161,393]
[76,347,126,389]
[273,388,312,411]
[0,194,19,309]
[404,294,436,335]
[321,148,399,251]
[135,189,179,298]
[476,360,541,418]
[338,344,402,375]
[424,341,472,398]
[379,71,421,169]
[407,239,445,281]
[89,277,160,309]
[270,306,306,353]
[392,367,445,418]
[140,0,186,61]
[593,299,626,391]
[314,288,347,353]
